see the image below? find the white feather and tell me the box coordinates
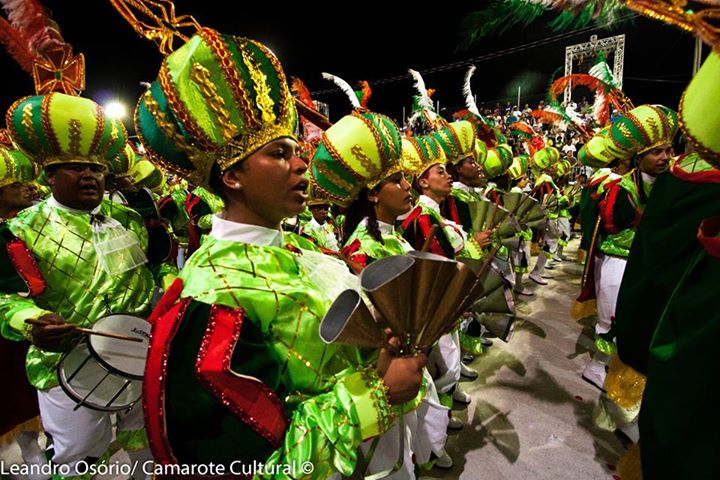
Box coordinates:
[593,91,608,125]
[463,65,480,116]
[322,72,361,109]
[408,69,434,111]
[407,111,420,129]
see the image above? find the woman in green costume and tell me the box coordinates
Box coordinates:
[309,104,453,474]
[341,172,414,267]
[134,27,426,478]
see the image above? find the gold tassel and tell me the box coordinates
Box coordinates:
[605,355,646,410]
[571,299,597,320]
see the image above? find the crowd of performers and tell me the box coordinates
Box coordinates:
[1,1,719,480]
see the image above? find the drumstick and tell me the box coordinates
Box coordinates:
[24,318,144,343]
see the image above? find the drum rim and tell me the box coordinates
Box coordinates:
[58,344,142,412]
[87,313,149,380]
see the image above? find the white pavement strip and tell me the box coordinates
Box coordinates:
[420,239,624,479]
[1,240,624,480]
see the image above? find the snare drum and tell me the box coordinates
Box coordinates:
[58,315,150,411]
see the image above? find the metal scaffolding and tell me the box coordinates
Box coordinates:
[564,34,625,104]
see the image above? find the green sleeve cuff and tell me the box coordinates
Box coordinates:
[198,214,213,231]
[9,306,52,341]
[341,368,393,440]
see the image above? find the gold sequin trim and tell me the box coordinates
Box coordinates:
[238,41,276,124]
[190,62,237,142]
[215,123,296,172]
[313,156,356,194]
[321,131,366,182]
[359,365,394,434]
[350,145,380,179]
[21,103,39,150]
[248,39,292,122]
[200,29,260,130]
[89,104,106,156]
[624,1,720,50]
[141,91,197,159]
[159,61,215,150]
[41,94,61,156]
[68,119,82,156]
[350,111,389,182]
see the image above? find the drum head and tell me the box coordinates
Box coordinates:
[89,315,150,379]
[59,342,142,411]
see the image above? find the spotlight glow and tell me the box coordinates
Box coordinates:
[104,101,127,119]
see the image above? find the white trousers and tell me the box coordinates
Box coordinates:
[511,239,532,274]
[557,217,571,241]
[38,387,144,476]
[593,255,627,335]
[428,331,461,394]
[352,370,449,479]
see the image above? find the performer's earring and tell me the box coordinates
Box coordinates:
[232,183,243,190]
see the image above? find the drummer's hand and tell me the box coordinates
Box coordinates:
[473,230,492,248]
[31,314,77,352]
[376,336,427,405]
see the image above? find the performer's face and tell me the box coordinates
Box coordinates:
[48,163,105,210]
[456,158,482,187]
[419,164,452,199]
[0,182,32,211]
[223,138,308,227]
[309,204,329,224]
[371,173,413,219]
[637,144,673,177]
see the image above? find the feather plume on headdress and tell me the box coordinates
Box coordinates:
[355,80,372,109]
[0,0,84,94]
[407,69,439,130]
[322,72,361,109]
[409,69,434,111]
[463,65,480,116]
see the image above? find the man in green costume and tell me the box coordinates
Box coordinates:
[0,93,175,478]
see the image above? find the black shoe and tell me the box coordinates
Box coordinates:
[480,337,493,347]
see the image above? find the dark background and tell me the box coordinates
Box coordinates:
[0,1,702,130]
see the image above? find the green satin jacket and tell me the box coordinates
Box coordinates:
[145,229,394,478]
[0,198,157,390]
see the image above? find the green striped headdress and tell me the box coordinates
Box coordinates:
[400,135,448,178]
[0,144,35,189]
[431,121,477,165]
[6,93,127,171]
[309,110,402,207]
[508,154,529,180]
[481,144,514,178]
[608,104,678,161]
[135,28,298,188]
[532,146,561,170]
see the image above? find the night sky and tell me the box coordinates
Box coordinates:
[0,1,701,132]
